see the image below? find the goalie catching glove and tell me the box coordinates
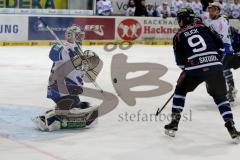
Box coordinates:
[71,49,100,71]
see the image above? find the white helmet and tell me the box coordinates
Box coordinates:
[208,2,221,11]
[65,24,85,43]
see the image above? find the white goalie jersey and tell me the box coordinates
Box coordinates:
[47,42,85,101]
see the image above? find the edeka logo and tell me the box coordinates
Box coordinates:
[0,0,67,9]
[118,19,142,41]
[0,24,18,34]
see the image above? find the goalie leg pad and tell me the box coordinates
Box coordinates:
[58,106,99,129]
[55,96,80,110]
[32,110,61,132]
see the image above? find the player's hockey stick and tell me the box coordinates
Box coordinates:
[155,93,174,116]
[38,17,104,94]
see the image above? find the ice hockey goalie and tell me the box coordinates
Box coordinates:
[32,25,100,131]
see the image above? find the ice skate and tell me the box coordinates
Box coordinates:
[225,120,240,144]
[164,113,181,137]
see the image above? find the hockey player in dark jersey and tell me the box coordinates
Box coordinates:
[164,8,240,142]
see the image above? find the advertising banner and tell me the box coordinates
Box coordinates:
[111,0,168,15]
[115,17,179,41]
[0,0,68,9]
[28,16,115,40]
[0,15,28,41]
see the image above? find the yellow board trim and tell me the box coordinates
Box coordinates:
[0,40,173,46]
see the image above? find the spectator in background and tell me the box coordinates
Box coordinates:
[183,0,192,9]
[219,0,228,15]
[126,0,136,16]
[191,0,203,17]
[97,0,113,16]
[170,0,184,17]
[146,3,154,16]
[230,0,240,19]
[134,0,148,16]
[156,2,171,18]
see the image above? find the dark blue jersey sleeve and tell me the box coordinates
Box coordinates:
[173,35,187,70]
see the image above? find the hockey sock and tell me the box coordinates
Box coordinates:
[172,93,186,114]
[214,97,233,122]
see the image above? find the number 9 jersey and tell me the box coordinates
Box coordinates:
[173,23,224,73]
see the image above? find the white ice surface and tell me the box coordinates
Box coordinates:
[0,45,240,160]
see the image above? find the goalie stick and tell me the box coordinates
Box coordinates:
[38,17,104,94]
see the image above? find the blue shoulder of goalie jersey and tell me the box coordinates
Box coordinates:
[49,44,64,62]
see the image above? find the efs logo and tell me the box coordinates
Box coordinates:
[85,25,104,36]
[118,19,142,41]
[0,25,19,34]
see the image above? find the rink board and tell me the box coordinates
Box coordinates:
[0,40,173,46]
[0,15,239,46]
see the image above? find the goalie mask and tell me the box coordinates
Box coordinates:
[65,25,85,43]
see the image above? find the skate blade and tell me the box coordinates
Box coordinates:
[232,136,240,144]
[165,129,176,137]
